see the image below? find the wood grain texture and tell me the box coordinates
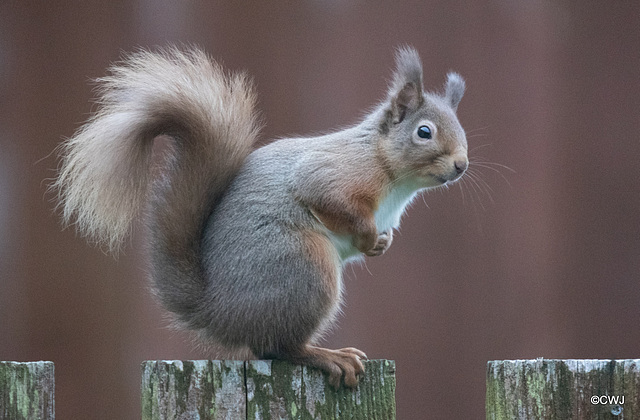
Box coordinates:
[141,360,246,420]
[0,361,55,420]
[246,359,396,419]
[142,359,395,420]
[487,359,640,419]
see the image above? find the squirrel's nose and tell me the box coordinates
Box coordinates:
[454,160,468,175]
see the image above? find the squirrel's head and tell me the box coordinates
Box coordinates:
[378,47,468,189]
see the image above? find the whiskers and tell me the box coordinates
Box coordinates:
[466,126,490,140]
[458,166,494,210]
[456,146,514,211]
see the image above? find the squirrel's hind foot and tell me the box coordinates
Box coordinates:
[300,345,367,388]
[261,345,367,388]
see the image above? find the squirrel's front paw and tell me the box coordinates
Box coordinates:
[365,230,393,257]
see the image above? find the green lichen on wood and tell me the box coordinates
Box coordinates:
[487,359,640,419]
[141,360,245,420]
[487,359,578,419]
[246,360,303,419]
[0,361,54,420]
[143,359,395,419]
[246,359,396,419]
[620,360,640,417]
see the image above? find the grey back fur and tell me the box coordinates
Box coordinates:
[54,46,467,359]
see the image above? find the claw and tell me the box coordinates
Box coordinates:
[280,345,368,388]
[341,347,368,359]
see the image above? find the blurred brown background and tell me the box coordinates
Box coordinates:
[1,1,639,419]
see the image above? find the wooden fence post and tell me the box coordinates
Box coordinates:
[142,359,396,420]
[141,360,246,420]
[486,359,640,419]
[0,361,55,420]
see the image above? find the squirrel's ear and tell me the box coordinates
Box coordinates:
[388,46,424,123]
[444,72,465,112]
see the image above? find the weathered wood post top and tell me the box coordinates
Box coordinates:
[487,358,640,419]
[142,359,396,419]
[0,361,55,420]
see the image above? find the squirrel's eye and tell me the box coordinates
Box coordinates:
[417,125,432,139]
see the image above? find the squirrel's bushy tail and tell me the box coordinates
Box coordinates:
[54,47,259,322]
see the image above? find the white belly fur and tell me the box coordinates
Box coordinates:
[374,180,420,232]
[328,179,421,262]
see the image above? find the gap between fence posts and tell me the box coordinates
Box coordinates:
[486,358,640,419]
[141,359,396,420]
[0,361,55,420]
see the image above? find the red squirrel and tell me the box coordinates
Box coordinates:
[54,46,467,387]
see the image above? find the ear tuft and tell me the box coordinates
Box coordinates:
[387,46,424,123]
[393,46,423,91]
[444,72,465,111]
